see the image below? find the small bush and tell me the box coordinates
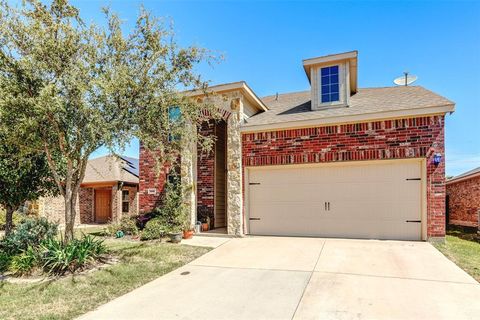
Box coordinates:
[0,252,11,272]
[0,210,24,231]
[140,218,168,241]
[40,235,107,275]
[135,212,156,230]
[119,216,139,235]
[0,218,58,255]
[106,216,139,237]
[105,222,121,237]
[9,247,38,276]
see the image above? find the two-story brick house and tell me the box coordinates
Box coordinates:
[139,51,455,241]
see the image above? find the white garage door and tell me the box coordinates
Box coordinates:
[247,160,423,240]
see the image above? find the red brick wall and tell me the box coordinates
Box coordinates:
[447,175,480,227]
[79,188,94,223]
[197,121,215,225]
[139,143,168,213]
[242,115,446,238]
[138,121,217,222]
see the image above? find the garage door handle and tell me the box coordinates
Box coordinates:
[249,218,261,221]
[406,220,421,223]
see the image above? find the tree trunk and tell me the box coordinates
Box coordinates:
[4,204,14,237]
[64,182,81,242]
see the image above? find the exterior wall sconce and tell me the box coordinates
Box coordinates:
[433,153,442,166]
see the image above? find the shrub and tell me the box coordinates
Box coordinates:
[161,181,188,230]
[105,222,121,237]
[119,216,139,235]
[0,218,58,255]
[9,247,38,276]
[106,216,139,237]
[0,252,11,272]
[136,211,157,230]
[0,210,24,231]
[140,218,168,241]
[40,235,107,275]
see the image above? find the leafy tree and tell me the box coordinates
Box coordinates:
[0,135,56,236]
[0,0,218,240]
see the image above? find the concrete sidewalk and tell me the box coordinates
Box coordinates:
[78,237,480,320]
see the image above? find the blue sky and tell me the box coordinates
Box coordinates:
[72,0,479,176]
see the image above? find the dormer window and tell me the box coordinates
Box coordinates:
[302,51,358,111]
[320,65,340,103]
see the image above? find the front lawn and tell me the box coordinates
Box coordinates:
[0,240,210,320]
[433,226,480,282]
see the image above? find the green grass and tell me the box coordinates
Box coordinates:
[0,240,211,320]
[434,227,480,282]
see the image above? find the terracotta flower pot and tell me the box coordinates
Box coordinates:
[201,223,209,232]
[183,230,194,239]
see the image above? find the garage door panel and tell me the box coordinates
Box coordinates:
[250,185,323,203]
[248,160,422,241]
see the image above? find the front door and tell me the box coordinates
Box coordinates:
[95,189,111,223]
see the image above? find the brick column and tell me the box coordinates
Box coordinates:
[227,98,243,236]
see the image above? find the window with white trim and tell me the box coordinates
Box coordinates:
[320,65,340,103]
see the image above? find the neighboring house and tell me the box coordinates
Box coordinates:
[38,155,139,224]
[140,51,455,241]
[446,167,480,228]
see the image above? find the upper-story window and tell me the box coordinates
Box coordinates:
[320,65,340,103]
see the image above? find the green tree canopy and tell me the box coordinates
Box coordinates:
[0,133,56,236]
[0,0,218,240]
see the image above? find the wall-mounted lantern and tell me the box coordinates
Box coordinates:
[433,153,442,166]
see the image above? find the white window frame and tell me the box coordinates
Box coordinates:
[316,63,346,108]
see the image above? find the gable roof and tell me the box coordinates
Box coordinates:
[187,81,268,112]
[302,50,358,93]
[82,155,139,185]
[447,166,480,185]
[242,86,455,131]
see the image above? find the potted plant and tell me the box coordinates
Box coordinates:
[201,218,209,232]
[183,224,194,239]
[168,226,183,243]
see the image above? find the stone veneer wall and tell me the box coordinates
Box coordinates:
[226,100,243,235]
[242,115,446,238]
[447,175,480,227]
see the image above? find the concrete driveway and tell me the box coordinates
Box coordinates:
[79,237,480,320]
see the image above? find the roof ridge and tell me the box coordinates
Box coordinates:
[448,166,480,182]
[261,86,429,100]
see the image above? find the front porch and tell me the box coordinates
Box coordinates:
[139,82,268,236]
[183,97,245,236]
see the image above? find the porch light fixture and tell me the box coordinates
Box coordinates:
[433,153,442,166]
